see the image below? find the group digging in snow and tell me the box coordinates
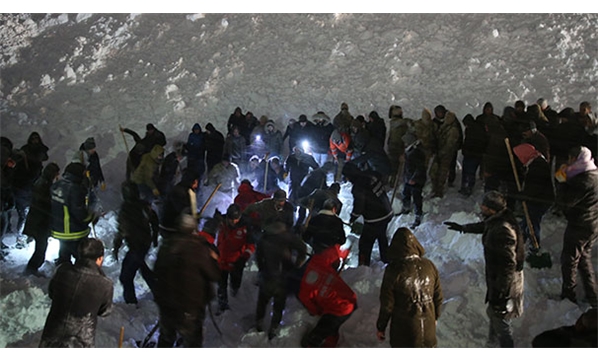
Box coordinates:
[1,98,597,348]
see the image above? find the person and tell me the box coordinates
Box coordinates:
[263,120,284,159]
[459,113,488,197]
[234,179,269,212]
[153,214,221,348]
[398,129,427,228]
[227,106,246,138]
[366,110,387,147]
[224,126,247,170]
[1,137,17,255]
[282,118,299,154]
[284,145,319,202]
[112,181,159,304]
[50,162,96,266]
[302,198,346,254]
[243,189,295,233]
[293,162,335,231]
[215,203,254,313]
[520,120,550,162]
[39,237,113,347]
[293,114,316,151]
[444,191,525,347]
[263,156,286,195]
[72,137,105,213]
[311,111,334,167]
[298,243,356,347]
[23,162,60,276]
[386,105,412,187]
[297,182,342,217]
[12,131,49,242]
[130,144,164,203]
[244,154,265,189]
[430,105,462,197]
[532,308,597,347]
[376,227,443,347]
[554,146,598,307]
[512,143,554,251]
[120,123,167,179]
[255,221,307,340]
[342,162,393,266]
[203,123,225,173]
[332,102,353,134]
[159,169,200,238]
[156,141,185,199]
[329,128,353,182]
[185,123,206,182]
[205,153,241,201]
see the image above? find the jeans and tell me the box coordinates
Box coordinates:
[401,184,423,217]
[486,304,514,347]
[461,155,482,194]
[119,249,156,304]
[358,218,390,265]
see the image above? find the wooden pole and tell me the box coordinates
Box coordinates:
[118,326,125,348]
[198,183,222,218]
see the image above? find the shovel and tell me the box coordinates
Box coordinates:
[505,138,552,269]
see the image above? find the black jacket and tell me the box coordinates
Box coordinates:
[50,171,93,240]
[23,165,56,237]
[403,142,427,187]
[556,169,598,232]
[302,210,346,254]
[347,169,393,224]
[39,259,113,347]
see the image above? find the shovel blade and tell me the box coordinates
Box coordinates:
[526,251,552,269]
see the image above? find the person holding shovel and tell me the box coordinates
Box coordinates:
[444,191,525,347]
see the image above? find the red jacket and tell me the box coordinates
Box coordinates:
[234,183,269,211]
[216,220,254,271]
[298,245,356,317]
[329,132,353,161]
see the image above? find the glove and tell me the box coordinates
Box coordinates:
[555,165,567,183]
[444,221,463,233]
[100,182,107,191]
[349,215,357,224]
[490,298,512,315]
[152,188,160,196]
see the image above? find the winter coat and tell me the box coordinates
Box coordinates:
[186,124,205,160]
[216,217,254,271]
[256,222,307,290]
[50,169,93,241]
[39,258,113,348]
[285,151,319,187]
[403,141,427,187]
[462,113,488,158]
[376,228,442,347]
[298,244,356,317]
[297,188,343,216]
[283,122,301,151]
[227,107,246,135]
[160,180,196,233]
[433,111,462,160]
[122,127,167,154]
[302,210,346,254]
[234,182,269,211]
[153,231,221,312]
[514,145,554,207]
[387,115,412,158]
[366,113,387,146]
[131,144,164,193]
[204,125,225,170]
[556,153,598,233]
[224,133,247,163]
[311,120,335,154]
[333,109,354,134]
[23,163,58,238]
[293,121,316,148]
[483,116,511,176]
[73,148,105,188]
[462,208,525,319]
[329,130,353,161]
[263,121,284,157]
[206,161,240,193]
[12,134,49,191]
[244,198,295,232]
[113,186,159,255]
[413,109,434,157]
[346,168,393,224]
[156,151,181,195]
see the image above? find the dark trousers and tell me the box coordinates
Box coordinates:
[302,312,353,348]
[119,249,156,304]
[157,306,206,348]
[401,184,423,217]
[358,218,390,265]
[448,151,459,184]
[13,188,32,233]
[519,202,550,249]
[560,226,598,307]
[56,238,82,265]
[26,230,50,271]
[486,305,514,347]
[255,279,287,332]
[461,155,482,194]
[217,259,246,308]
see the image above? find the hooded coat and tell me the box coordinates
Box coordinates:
[376,228,443,347]
[39,258,113,347]
[234,182,269,211]
[131,144,164,193]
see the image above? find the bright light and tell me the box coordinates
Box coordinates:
[302,140,310,153]
[255,135,261,142]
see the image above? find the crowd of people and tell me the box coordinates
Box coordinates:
[0,97,596,348]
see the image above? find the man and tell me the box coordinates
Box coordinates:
[430,105,462,197]
[205,153,241,201]
[376,227,443,347]
[311,111,334,167]
[153,214,221,347]
[159,169,200,238]
[284,145,319,205]
[332,102,353,134]
[50,162,96,266]
[131,144,164,202]
[386,105,412,187]
[216,203,254,313]
[243,189,295,233]
[120,123,167,179]
[72,137,105,213]
[186,123,206,182]
[204,123,225,173]
[39,237,113,347]
[554,146,598,307]
[342,162,393,266]
[302,198,346,254]
[444,191,525,347]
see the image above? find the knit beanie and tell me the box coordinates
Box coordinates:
[83,137,96,151]
[482,191,507,212]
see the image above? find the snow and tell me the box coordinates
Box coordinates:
[0,10,596,356]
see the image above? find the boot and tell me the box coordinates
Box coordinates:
[411,215,422,229]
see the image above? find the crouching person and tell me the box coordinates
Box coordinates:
[39,237,113,348]
[299,244,357,348]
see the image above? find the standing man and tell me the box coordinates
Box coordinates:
[39,237,113,347]
[444,191,525,347]
[554,146,598,307]
[430,105,462,197]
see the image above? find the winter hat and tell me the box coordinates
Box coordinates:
[226,203,242,220]
[146,123,156,131]
[298,114,308,123]
[192,123,201,131]
[513,143,541,166]
[205,123,216,132]
[401,130,418,147]
[288,118,296,124]
[65,161,86,176]
[434,105,447,117]
[273,189,287,201]
[83,137,96,151]
[481,191,507,212]
[341,102,349,111]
